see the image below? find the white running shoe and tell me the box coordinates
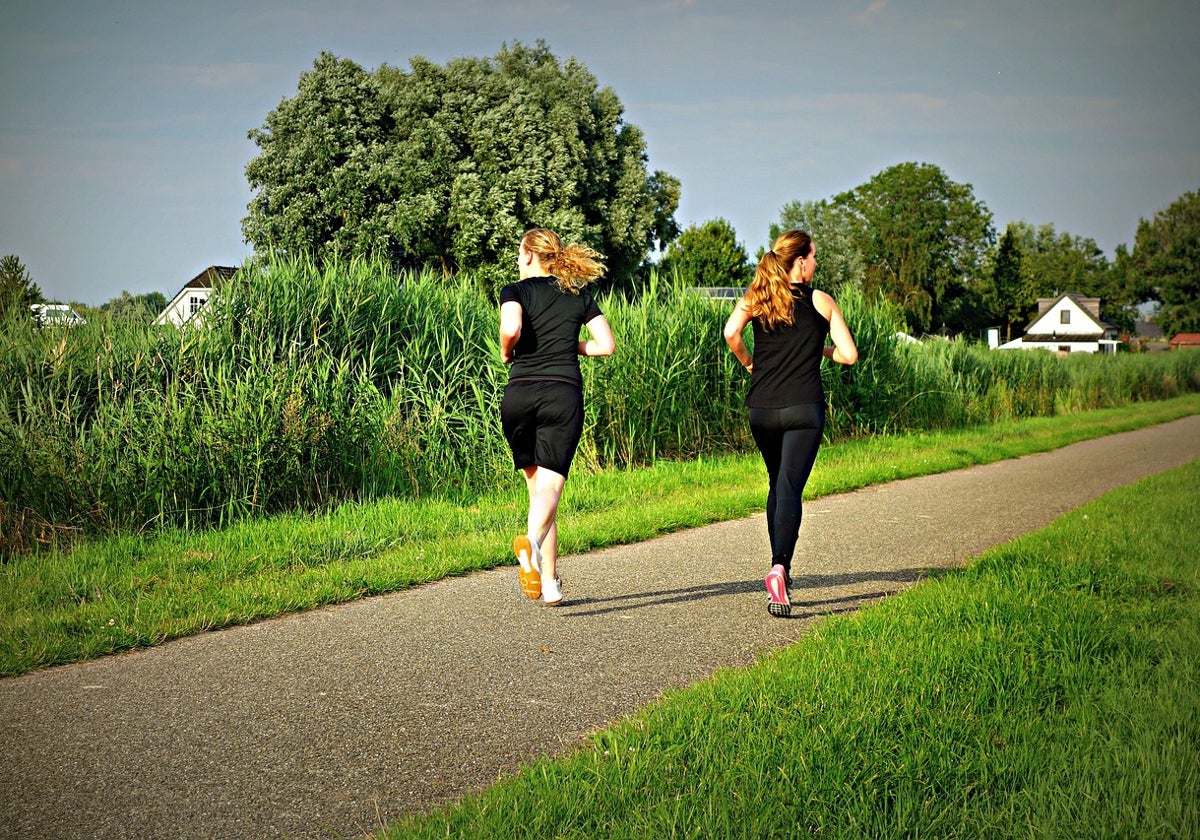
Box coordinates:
[542,576,564,606]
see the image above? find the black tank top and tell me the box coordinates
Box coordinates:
[745,286,829,408]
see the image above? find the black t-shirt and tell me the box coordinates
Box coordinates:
[499,276,603,385]
[745,287,830,408]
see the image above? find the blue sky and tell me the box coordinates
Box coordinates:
[2,0,1198,305]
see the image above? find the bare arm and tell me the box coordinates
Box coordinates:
[723,298,755,372]
[499,300,523,364]
[813,290,858,365]
[579,314,616,357]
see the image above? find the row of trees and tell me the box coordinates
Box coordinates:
[7,43,1196,338]
[659,168,1198,340]
[248,40,1193,337]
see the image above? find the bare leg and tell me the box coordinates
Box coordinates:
[521,465,566,581]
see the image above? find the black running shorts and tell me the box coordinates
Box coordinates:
[500,379,585,479]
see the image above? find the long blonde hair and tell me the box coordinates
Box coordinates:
[744,229,813,330]
[521,228,606,295]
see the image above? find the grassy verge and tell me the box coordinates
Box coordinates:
[2,393,1198,677]
[385,458,1200,839]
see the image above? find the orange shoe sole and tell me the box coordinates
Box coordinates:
[514,535,541,600]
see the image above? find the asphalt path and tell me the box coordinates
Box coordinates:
[2,414,1199,839]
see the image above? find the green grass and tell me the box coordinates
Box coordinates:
[384,454,1200,838]
[1,393,1198,677]
[5,258,1198,552]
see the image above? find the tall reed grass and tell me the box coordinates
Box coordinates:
[2,258,1197,556]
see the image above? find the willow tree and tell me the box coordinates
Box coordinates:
[243,42,679,292]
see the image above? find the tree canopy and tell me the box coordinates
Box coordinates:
[1131,189,1200,336]
[658,218,750,288]
[0,255,43,322]
[770,199,865,297]
[985,226,1030,342]
[994,221,1146,334]
[101,290,169,323]
[243,42,679,291]
[834,162,995,334]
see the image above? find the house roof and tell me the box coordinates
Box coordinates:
[1035,291,1100,319]
[181,265,238,291]
[1169,333,1200,346]
[1024,292,1109,334]
[154,265,240,326]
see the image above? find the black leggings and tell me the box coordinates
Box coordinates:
[748,402,826,573]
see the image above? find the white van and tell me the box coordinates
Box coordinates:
[31,303,86,327]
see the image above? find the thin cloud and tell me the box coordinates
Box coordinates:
[856,0,889,25]
[149,62,277,91]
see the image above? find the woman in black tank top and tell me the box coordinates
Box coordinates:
[723,229,858,617]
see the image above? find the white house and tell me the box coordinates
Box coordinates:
[154,266,238,326]
[997,292,1121,355]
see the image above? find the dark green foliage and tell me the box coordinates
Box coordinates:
[1003,220,1136,333]
[987,226,1029,342]
[0,255,43,321]
[657,218,750,290]
[243,43,680,293]
[2,257,1198,556]
[100,291,169,323]
[834,162,996,335]
[1132,189,1200,336]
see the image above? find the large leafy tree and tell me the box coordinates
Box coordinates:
[770,199,865,297]
[0,254,43,322]
[658,218,750,288]
[1131,189,1200,336]
[834,162,995,334]
[243,42,679,291]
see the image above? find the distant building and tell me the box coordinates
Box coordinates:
[31,303,86,327]
[1169,333,1200,350]
[154,266,238,326]
[996,292,1121,355]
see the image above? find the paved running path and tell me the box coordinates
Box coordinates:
[3,415,1199,839]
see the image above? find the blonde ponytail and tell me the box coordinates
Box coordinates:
[744,230,812,330]
[521,229,606,294]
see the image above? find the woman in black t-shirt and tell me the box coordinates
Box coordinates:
[723,229,858,618]
[499,229,615,605]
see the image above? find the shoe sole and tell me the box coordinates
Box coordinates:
[765,569,791,618]
[514,535,541,600]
